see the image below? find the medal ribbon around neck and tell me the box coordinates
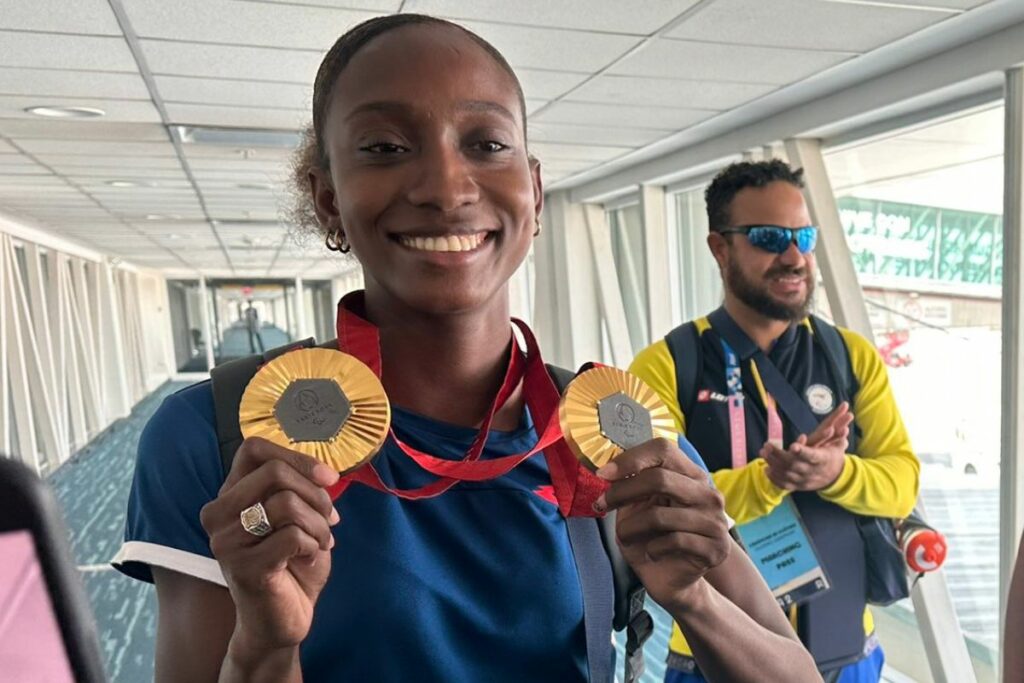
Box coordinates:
[328,292,607,517]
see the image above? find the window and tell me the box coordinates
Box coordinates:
[824,104,1002,681]
[607,203,649,353]
[668,187,722,325]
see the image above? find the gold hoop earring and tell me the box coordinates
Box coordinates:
[533,219,542,237]
[325,228,350,254]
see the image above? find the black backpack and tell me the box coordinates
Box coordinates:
[209,338,653,683]
[665,315,910,607]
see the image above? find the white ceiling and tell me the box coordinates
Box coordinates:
[0,0,997,278]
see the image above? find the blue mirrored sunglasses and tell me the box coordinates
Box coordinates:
[718,225,818,254]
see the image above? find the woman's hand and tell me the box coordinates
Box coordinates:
[200,438,341,656]
[595,438,731,613]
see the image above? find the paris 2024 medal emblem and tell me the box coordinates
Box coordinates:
[239,348,390,474]
[558,365,676,471]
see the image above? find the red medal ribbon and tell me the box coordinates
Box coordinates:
[327,292,607,517]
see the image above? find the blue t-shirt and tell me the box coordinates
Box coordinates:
[114,381,710,682]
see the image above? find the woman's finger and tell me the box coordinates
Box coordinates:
[617,504,726,547]
[203,459,338,535]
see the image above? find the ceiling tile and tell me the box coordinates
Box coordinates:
[187,158,291,172]
[0,0,122,35]
[155,75,312,109]
[210,209,281,221]
[0,31,138,72]
[164,103,308,130]
[528,142,628,162]
[0,140,17,153]
[459,21,641,72]
[609,39,855,85]
[18,140,176,156]
[515,69,591,101]
[667,0,954,52]
[142,40,322,83]
[405,0,699,35]
[184,145,293,161]
[63,169,189,181]
[0,120,167,141]
[192,169,290,182]
[0,67,150,99]
[77,178,194,190]
[0,96,161,123]
[125,0,377,50]
[0,158,49,174]
[532,101,715,130]
[241,0,401,9]
[566,74,776,110]
[525,99,548,116]
[817,0,987,9]
[130,220,211,232]
[530,122,670,147]
[538,159,594,174]
[0,175,69,186]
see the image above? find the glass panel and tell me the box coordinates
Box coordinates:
[302,280,335,341]
[166,280,208,372]
[208,281,296,363]
[668,188,722,325]
[607,203,649,353]
[825,104,1002,681]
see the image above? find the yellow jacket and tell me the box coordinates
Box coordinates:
[629,319,919,659]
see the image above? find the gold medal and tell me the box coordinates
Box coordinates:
[559,365,676,471]
[239,348,390,473]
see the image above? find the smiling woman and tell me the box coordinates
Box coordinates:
[111,13,818,683]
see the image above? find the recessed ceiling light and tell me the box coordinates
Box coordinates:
[236,182,273,190]
[165,233,183,240]
[106,180,146,188]
[25,106,106,119]
[144,214,181,221]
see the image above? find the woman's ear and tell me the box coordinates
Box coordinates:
[309,166,340,232]
[528,155,543,221]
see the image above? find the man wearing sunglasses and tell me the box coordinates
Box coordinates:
[631,160,919,683]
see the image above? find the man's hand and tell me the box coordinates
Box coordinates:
[762,403,853,491]
[594,438,731,613]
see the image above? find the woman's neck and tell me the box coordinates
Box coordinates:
[362,287,524,430]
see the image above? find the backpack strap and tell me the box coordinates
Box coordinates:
[807,316,856,403]
[548,364,652,683]
[210,337,330,476]
[807,316,862,452]
[664,321,702,423]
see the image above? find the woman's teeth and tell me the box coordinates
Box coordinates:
[399,233,488,252]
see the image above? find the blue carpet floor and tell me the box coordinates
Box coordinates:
[47,382,187,683]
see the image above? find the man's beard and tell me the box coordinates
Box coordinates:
[725,254,813,322]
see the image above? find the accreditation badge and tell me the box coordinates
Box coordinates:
[239,348,390,474]
[733,498,831,608]
[558,365,677,471]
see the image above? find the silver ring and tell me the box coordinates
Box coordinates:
[240,502,272,537]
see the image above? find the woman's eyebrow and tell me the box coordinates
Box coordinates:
[454,100,516,123]
[344,101,410,122]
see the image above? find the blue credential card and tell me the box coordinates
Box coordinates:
[734,498,830,608]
